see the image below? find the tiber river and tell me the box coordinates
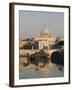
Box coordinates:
[19,57,64,79]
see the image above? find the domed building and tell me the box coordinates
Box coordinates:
[40,26,52,37]
[34,26,56,49]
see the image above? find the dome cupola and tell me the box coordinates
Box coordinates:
[41,26,49,35]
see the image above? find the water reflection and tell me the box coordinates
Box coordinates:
[19,57,64,79]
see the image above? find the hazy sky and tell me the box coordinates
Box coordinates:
[19,10,64,39]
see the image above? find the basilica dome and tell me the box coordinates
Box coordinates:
[40,26,52,38]
[41,26,49,34]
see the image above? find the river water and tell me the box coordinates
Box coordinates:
[19,61,64,79]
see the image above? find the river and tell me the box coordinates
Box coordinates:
[19,60,64,79]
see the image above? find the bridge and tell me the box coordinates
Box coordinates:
[19,49,61,58]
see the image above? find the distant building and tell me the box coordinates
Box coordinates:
[34,26,56,49]
[19,40,30,49]
[19,26,64,50]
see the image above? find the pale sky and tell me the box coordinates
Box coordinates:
[19,10,64,39]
